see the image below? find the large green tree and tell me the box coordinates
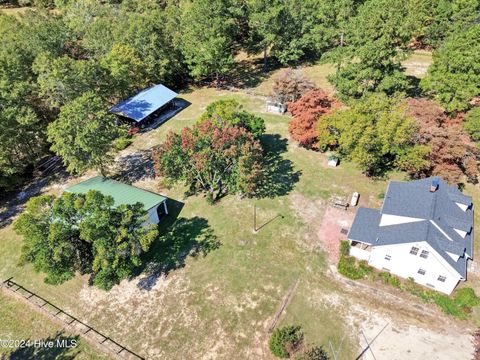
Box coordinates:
[47,92,123,175]
[33,54,100,109]
[317,94,429,175]
[154,120,263,202]
[14,190,158,289]
[0,82,46,191]
[178,0,237,81]
[407,0,480,48]
[464,108,480,142]
[328,0,412,100]
[421,24,480,113]
[199,99,265,139]
[247,0,349,68]
[100,43,147,101]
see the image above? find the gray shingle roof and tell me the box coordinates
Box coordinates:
[348,208,381,244]
[348,177,473,278]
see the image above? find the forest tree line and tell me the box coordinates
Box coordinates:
[0,0,479,192]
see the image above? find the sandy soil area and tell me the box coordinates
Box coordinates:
[349,303,473,360]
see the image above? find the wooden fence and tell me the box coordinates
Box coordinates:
[2,277,145,360]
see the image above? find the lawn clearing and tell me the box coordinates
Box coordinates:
[402,50,432,78]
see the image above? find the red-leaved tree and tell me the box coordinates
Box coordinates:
[271,68,315,104]
[407,98,479,184]
[153,120,263,203]
[288,90,340,149]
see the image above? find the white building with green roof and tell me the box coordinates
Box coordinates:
[66,176,168,224]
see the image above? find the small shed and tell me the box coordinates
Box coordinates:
[109,84,178,127]
[266,100,287,114]
[65,176,168,224]
[327,156,339,167]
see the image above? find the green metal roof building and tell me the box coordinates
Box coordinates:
[66,176,168,224]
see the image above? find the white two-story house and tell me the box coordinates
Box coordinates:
[347,177,473,295]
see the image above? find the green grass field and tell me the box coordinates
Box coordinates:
[2,52,477,359]
[0,291,110,359]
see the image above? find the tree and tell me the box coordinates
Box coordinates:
[464,107,480,142]
[199,99,265,138]
[421,24,480,113]
[317,94,428,175]
[406,98,479,184]
[14,190,158,289]
[14,195,80,285]
[0,80,46,191]
[268,325,304,358]
[271,68,315,104]
[153,120,263,203]
[100,43,147,100]
[405,0,480,48]
[246,0,341,68]
[178,0,237,81]
[47,92,123,175]
[328,0,412,99]
[288,89,340,149]
[33,54,100,109]
[110,2,185,86]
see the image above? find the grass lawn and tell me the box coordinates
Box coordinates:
[0,291,110,359]
[1,52,475,359]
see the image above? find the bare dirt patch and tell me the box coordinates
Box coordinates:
[289,193,354,263]
[315,281,474,360]
[318,206,354,263]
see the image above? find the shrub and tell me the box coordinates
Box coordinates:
[128,127,140,136]
[378,272,400,288]
[114,137,133,150]
[298,345,329,360]
[455,287,480,308]
[269,325,304,358]
[339,240,350,257]
[337,241,373,280]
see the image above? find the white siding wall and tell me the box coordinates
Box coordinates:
[147,205,160,224]
[367,242,462,295]
[350,246,370,261]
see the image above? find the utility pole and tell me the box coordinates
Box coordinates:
[253,204,257,232]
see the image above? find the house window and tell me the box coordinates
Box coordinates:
[420,250,429,259]
[384,255,391,261]
[426,283,435,289]
[418,269,426,275]
[410,247,419,255]
[438,275,446,282]
[382,267,391,272]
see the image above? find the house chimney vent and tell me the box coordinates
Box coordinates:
[430,179,439,192]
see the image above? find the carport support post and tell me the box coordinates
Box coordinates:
[163,200,168,215]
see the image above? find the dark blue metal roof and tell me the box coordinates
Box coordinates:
[109,84,178,122]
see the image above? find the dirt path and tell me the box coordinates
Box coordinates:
[325,266,474,360]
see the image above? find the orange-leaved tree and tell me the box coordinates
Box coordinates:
[288,89,340,149]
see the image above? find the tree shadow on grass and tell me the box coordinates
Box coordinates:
[255,134,301,198]
[9,332,79,360]
[405,75,422,98]
[113,149,155,184]
[136,199,220,291]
